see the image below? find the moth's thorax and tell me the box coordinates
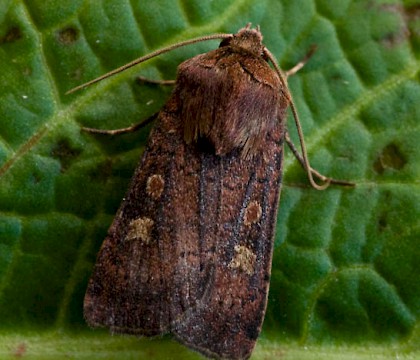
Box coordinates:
[172,30,288,157]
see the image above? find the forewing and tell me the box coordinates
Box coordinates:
[173,121,285,359]
[84,108,207,335]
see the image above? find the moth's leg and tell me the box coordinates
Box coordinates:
[285,131,354,187]
[137,76,175,86]
[284,45,317,78]
[82,112,158,136]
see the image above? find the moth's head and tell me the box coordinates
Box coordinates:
[219,24,265,58]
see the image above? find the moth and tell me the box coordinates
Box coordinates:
[70,24,351,359]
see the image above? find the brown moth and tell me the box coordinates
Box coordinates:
[72,24,351,359]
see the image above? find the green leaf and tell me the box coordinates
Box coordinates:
[0,0,419,358]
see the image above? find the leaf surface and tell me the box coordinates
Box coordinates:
[0,0,419,358]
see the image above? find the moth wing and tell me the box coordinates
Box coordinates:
[84,102,285,359]
[172,123,285,359]
[84,109,209,335]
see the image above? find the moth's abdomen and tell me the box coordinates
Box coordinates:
[176,48,288,156]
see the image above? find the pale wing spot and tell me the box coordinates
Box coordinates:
[146,174,165,199]
[228,245,256,275]
[126,217,154,244]
[244,200,262,226]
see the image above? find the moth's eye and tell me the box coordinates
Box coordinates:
[219,37,232,48]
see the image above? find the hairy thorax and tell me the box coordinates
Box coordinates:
[171,41,289,157]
